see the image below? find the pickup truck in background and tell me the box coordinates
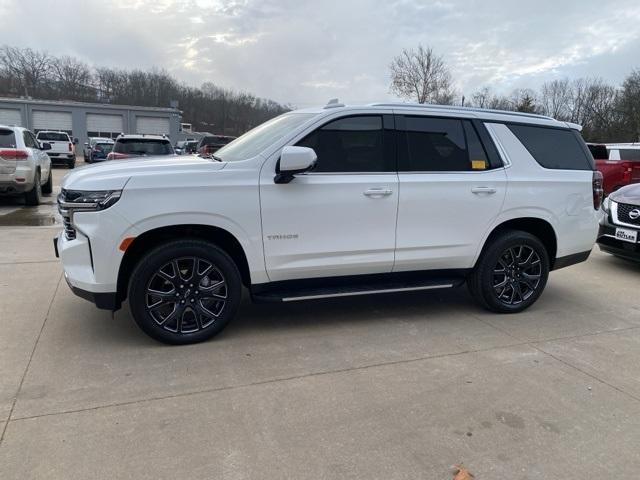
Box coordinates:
[589,143,640,196]
[35,130,76,169]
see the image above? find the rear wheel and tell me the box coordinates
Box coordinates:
[468,230,549,313]
[128,240,242,344]
[42,169,53,195]
[67,158,75,169]
[24,171,42,206]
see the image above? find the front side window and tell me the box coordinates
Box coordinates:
[296,115,392,172]
[399,116,490,172]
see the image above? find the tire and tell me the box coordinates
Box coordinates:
[42,169,53,195]
[24,171,42,206]
[128,239,242,344]
[68,158,76,169]
[468,230,549,313]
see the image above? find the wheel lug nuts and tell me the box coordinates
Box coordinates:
[180,284,184,288]
[190,299,194,303]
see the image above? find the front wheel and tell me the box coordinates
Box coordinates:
[468,230,549,313]
[128,240,242,344]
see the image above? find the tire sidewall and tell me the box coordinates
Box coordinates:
[477,232,550,313]
[128,241,242,344]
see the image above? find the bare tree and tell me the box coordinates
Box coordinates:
[389,45,454,104]
[51,55,93,100]
[539,78,572,119]
[0,45,52,97]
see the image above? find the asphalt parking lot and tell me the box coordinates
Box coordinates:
[1,161,639,479]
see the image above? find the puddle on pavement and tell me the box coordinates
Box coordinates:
[0,208,59,226]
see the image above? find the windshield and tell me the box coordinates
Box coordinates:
[215,113,316,162]
[37,132,69,141]
[113,139,173,155]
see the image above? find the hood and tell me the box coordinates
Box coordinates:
[610,183,640,206]
[61,155,226,191]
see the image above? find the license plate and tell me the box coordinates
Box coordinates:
[615,228,638,243]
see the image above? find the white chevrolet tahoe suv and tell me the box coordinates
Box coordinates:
[1,125,53,205]
[55,103,601,344]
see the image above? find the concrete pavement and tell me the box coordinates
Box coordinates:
[1,166,639,478]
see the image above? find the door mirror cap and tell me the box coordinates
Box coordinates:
[40,142,52,151]
[275,146,317,184]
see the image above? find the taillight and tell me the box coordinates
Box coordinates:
[107,152,129,160]
[68,143,72,152]
[0,149,29,160]
[621,161,633,182]
[593,170,604,210]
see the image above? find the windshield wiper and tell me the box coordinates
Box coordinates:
[211,155,223,162]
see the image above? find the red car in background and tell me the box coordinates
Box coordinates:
[589,143,640,196]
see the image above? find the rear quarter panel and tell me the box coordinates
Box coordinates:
[482,123,599,262]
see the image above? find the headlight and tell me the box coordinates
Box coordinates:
[601,196,611,214]
[58,189,122,212]
[58,190,122,240]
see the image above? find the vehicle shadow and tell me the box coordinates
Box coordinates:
[98,286,477,347]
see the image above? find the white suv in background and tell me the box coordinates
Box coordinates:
[55,102,600,344]
[0,125,53,205]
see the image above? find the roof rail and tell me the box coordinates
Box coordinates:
[369,102,555,121]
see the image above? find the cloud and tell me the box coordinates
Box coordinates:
[0,0,639,106]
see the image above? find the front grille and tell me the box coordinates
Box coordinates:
[58,189,77,240]
[617,203,640,227]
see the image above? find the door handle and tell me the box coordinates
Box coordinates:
[363,188,393,197]
[471,186,497,195]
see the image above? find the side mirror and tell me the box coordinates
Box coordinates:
[83,142,89,147]
[41,142,52,151]
[274,146,317,184]
[73,138,79,145]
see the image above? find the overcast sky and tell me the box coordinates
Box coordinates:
[1,0,639,107]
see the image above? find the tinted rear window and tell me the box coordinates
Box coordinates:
[0,130,17,148]
[113,139,172,155]
[37,132,69,141]
[507,125,594,170]
[588,144,608,160]
[620,149,640,161]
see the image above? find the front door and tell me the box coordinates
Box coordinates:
[260,114,398,281]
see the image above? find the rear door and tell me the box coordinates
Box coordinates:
[260,114,399,281]
[394,115,507,271]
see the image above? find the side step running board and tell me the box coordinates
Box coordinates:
[280,283,453,302]
[251,271,467,303]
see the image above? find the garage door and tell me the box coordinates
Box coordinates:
[32,110,73,133]
[86,113,123,138]
[136,116,169,135]
[0,108,22,126]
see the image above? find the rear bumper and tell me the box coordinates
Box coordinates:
[552,250,592,270]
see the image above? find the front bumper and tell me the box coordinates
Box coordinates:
[596,216,640,261]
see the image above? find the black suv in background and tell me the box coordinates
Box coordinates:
[107,134,174,160]
[197,135,236,155]
[598,183,640,262]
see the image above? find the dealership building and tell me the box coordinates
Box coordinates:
[0,97,182,146]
